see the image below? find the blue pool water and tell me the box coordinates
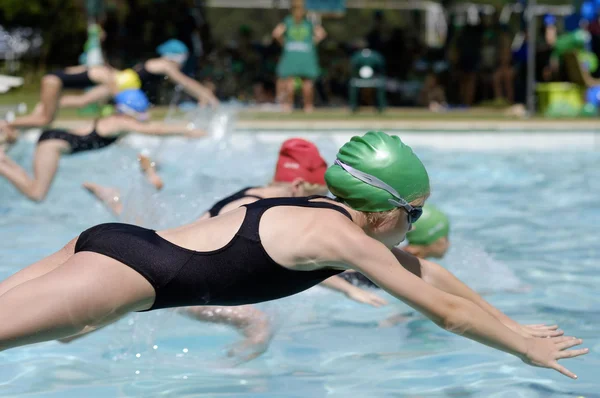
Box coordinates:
[0,130,598,397]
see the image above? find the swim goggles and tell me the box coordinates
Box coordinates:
[116,103,150,122]
[334,159,423,224]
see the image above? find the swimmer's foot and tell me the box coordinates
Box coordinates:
[138,154,164,190]
[227,316,273,364]
[0,121,18,144]
[83,182,123,215]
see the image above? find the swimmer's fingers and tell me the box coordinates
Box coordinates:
[522,324,563,338]
[556,347,589,359]
[550,362,578,379]
[551,338,588,379]
[527,324,558,330]
[348,290,388,307]
[554,337,586,354]
[371,295,389,307]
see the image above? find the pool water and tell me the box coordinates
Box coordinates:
[0,130,598,397]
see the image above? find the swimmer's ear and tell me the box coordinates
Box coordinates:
[290,177,306,197]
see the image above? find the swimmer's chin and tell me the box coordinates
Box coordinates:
[383,241,403,250]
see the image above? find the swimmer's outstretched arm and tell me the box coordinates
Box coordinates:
[334,230,588,379]
[155,61,219,107]
[115,118,207,137]
[390,248,561,338]
[320,276,388,307]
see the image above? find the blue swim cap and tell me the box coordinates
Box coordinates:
[157,39,189,56]
[114,89,150,120]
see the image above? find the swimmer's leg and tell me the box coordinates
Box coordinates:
[177,305,272,362]
[87,65,119,95]
[60,85,112,109]
[9,75,63,128]
[0,238,77,297]
[0,252,155,351]
[83,182,124,215]
[138,154,164,190]
[0,140,68,201]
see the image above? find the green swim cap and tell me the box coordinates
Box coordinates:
[406,204,450,245]
[325,131,430,212]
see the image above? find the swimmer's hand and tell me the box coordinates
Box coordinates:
[521,336,588,379]
[320,276,387,307]
[345,287,388,308]
[201,97,220,109]
[198,92,220,109]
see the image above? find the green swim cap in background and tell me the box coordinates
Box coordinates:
[325,131,430,212]
[406,204,450,245]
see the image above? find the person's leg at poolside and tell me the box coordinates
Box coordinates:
[276,78,285,106]
[503,66,515,104]
[301,78,315,113]
[278,78,294,113]
[0,252,155,351]
[0,140,68,201]
[463,72,476,106]
[493,68,504,100]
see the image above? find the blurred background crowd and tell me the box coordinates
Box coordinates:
[1,0,600,114]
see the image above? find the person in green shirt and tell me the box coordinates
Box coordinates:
[273,4,326,113]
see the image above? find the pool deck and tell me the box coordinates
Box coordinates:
[18,108,599,151]
[237,118,600,132]
[51,116,600,132]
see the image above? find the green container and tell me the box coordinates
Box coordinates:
[536,82,584,117]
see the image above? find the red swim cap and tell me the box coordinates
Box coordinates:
[274,138,327,185]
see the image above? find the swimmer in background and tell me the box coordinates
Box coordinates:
[0,132,586,379]
[0,90,206,202]
[0,39,218,138]
[342,204,527,327]
[79,138,389,362]
[341,204,450,288]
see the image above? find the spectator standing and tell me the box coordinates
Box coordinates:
[273,2,326,112]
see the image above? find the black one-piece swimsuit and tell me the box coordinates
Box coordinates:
[74,196,352,311]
